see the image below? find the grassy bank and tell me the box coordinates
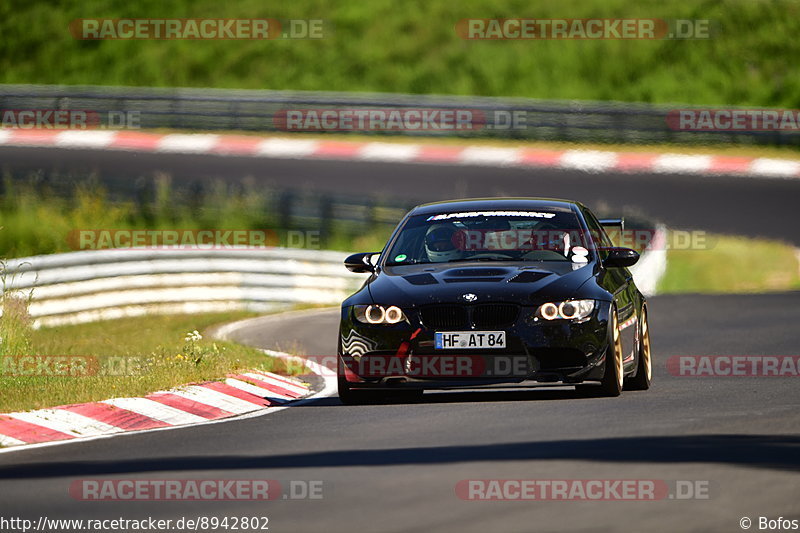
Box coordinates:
[1,0,799,107]
[0,177,395,258]
[0,311,299,413]
[659,233,800,294]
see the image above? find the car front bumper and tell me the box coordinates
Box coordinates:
[338,303,612,389]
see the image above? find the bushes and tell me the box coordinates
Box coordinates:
[1,0,799,107]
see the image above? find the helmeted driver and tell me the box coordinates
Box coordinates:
[424,223,464,262]
[534,222,571,256]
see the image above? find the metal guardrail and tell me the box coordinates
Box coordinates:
[1,226,666,329]
[2,247,365,328]
[0,84,796,146]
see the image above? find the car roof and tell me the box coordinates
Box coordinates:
[409,197,584,216]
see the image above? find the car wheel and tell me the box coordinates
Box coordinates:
[574,307,624,397]
[336,355,423,404]
[603,307,625,396]
[588,306,624,397]
[337,376,379,405]
[337,355,379,405]
[624,306,652,391]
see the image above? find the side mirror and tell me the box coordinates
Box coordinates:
[344,252,378,273]
[602,247,640,268]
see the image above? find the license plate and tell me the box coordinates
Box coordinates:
[434,331,506,350]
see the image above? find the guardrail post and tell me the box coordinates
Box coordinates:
[319,195,333,248]
[278,190,294,232]
[135,177,154,224]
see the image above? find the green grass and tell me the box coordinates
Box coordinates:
[0,177,394,258]
[658,233,800,294]
[0,285,33,358]
[1,0,800,107]
[0,311,303,413]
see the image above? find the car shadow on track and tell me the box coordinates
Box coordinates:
[302,387,609,407]
[1,434,798,479]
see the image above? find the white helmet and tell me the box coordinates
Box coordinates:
[425,224,463,262]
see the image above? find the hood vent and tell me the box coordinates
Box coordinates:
[444,277,504,283]
[403,273,439,285]
[508,271,552,283]
[446,268,508,277]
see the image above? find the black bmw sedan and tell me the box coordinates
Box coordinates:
[338,197,652,404]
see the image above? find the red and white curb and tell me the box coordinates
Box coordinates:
[0,366,329,452]
[1,129,799,178]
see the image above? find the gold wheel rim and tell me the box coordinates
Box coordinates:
[642,311,652,381]
[612,311,623,389]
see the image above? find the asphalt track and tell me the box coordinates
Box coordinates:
[0,147,799,532]
[1,295,800,532]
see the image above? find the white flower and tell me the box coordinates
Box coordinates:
[184,330,202,342]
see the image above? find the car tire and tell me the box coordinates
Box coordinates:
[624,306,652,391]
[599,306,624,397]
[574,308,624,398]
[336,354,424,404]
[337,376,380,405]
[578,306,623,397]
[337,354,379,405]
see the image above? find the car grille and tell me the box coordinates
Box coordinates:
[472,304,519,329]
[419,305,467,330]
[419,304,519,330]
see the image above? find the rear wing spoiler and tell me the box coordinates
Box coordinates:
[599,218,625,233]
[598,218,625,246]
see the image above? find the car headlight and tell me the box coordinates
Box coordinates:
[354,305,406,325]
[535,299,595,322]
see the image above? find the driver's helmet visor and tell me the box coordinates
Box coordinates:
[425,227,457,252]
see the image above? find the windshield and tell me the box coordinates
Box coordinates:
[384,209,592,265]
